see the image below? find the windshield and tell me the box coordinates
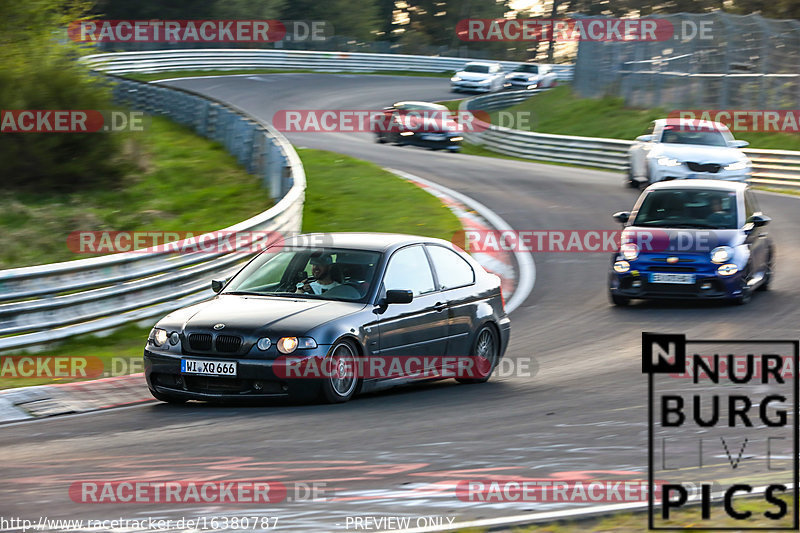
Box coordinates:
[660,126,727,147]
[514,64,539,73]
[633,189,739,229]
[223,247,382,301]
[463,64,490,73]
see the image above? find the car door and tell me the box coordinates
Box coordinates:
[374,245,449,365]
[425,244,478,357]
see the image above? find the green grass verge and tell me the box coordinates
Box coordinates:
[125,69,451,83]
[0,116,273,269]
[0,148,462,390]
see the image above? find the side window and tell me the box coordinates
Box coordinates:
[744,191,757,220]
[427,245,475,290]
[383,246,435,296]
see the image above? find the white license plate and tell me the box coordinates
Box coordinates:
[650,273,695,284]
[423,134,446,141]
[181,359,237,376]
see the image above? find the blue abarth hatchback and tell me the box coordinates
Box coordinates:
[609,180,774,306]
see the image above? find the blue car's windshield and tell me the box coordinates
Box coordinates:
[633,189,739,229]
[224,247,382,302]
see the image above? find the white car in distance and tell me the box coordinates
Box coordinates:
[504,63,558,90]
[627,119,752,188]
[450,62,505,93]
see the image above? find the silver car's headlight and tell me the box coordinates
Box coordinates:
[657,157,682,167]
[451,76,462,82]
[724,160,750,171]
[710,246,734,264]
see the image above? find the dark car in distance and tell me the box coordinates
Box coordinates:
[608,180,774,306]
[145,233,510,404]
[374,101,463,151]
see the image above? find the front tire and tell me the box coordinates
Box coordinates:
[320,339,360,403]
[457,325,499,384]
[757,252,774,291]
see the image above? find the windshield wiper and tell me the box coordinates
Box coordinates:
[222,290,268,296]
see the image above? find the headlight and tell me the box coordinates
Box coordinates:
[613,260,630,273]
[451,76,461,82]
[169,332,180,345]
[277,337,317,354]
[152,328,168,347]
[450,136,463,141]
[399,131,414,136]
[717,263,739,276]
[621,243,639,261]
[657,157,682,167]
[256,337,272,351]
[724,160,750,171]
[710,246,733,264]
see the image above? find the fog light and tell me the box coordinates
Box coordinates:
[613,260,630,273]
[701,282,712,290]
[256,337,272,351]
[717,263,739,276]
[169,332,180,345]
[632,280,642,288]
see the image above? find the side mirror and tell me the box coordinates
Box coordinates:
[729,140,749,148]
[613,211,631,224]
[749,213,771,227]
[635,135,654,142]
[211,278,227,293]
[385,289,413,304]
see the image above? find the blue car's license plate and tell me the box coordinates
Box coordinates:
[650,272,695,284]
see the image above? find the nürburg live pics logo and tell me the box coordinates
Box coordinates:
[643,332,799,529]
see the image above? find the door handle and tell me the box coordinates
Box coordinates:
[433,302,447,312]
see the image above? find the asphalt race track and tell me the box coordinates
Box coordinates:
[2,74,800,531]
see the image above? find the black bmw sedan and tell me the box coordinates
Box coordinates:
[144,233,510,404]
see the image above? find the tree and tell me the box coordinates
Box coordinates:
[280,0,380,41]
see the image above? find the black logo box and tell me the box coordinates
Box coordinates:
[643,333,799,530]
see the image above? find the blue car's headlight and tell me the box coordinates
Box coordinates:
[613,260,630,273]
[717,263,739,276]
[621,243,639,261]
[710,246,734,264]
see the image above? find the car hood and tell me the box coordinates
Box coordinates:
[456,72,493,81]
[158,295,366,336]
[652,144,746,164]
[623,227,743,253]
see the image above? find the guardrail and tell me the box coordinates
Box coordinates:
[459,90,800,188]
[0,78,306,352]
[79,49,574,81]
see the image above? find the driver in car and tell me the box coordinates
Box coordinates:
[296,254,341,295]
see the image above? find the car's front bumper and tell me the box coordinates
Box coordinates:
[650,163,750,183]
[451,81,493,92]
[395,131,462,150]
[609,261,746,300]
[144,347,332,401]
[504,80,538,89]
